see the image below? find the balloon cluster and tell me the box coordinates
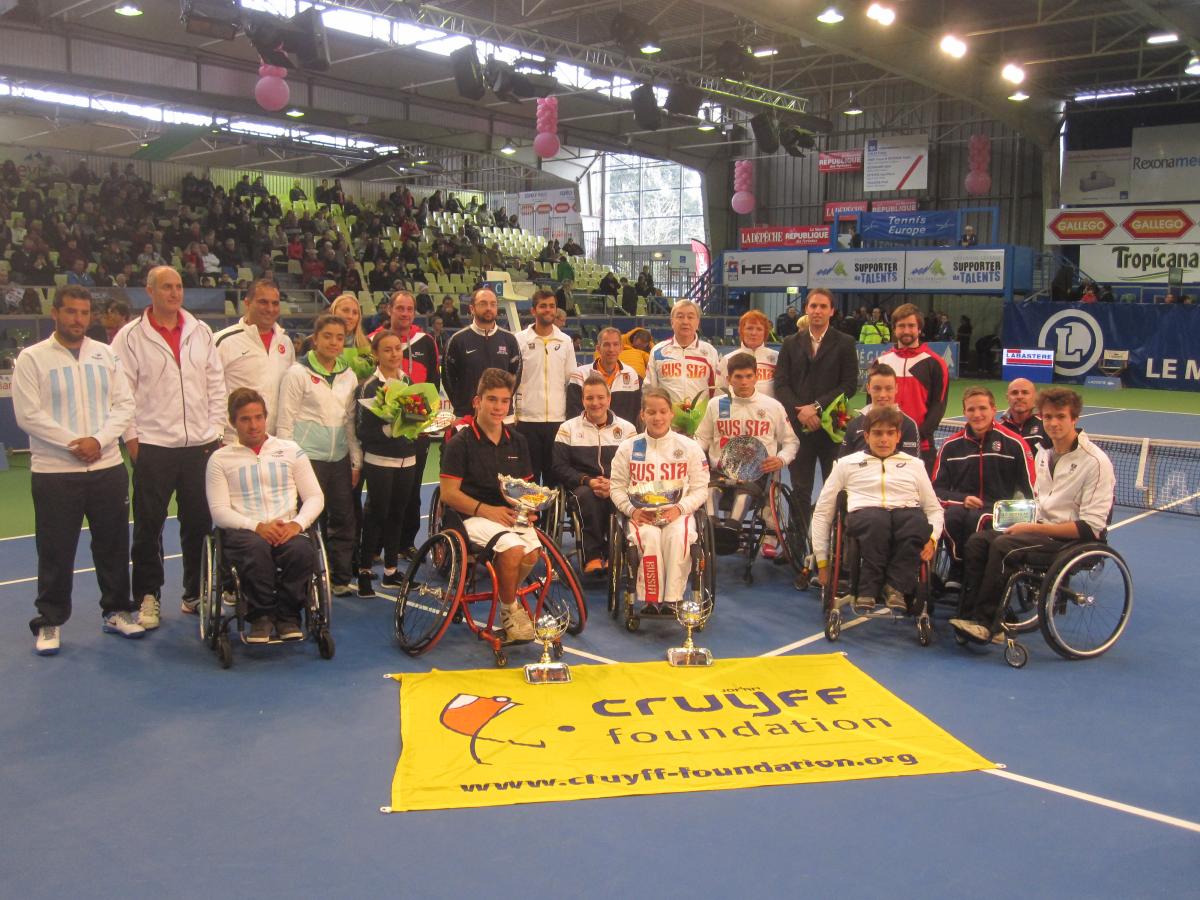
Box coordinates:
[731,159,755,215]
[533,97,560,159]
[964,134,991,196]
[255,63,290,112]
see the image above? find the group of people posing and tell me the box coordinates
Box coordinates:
[14,277,1115,655]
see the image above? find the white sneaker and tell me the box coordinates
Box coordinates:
[180,597,199,615]
[331,583,355,597]
[500,603,536,641]
[950,618,992,642]
[35,625,60,656]
[103,611,146,639]
[139,595,161,629]
[221,591,237,608]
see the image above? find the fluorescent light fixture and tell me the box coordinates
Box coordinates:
[817,7,844,24]
[285,108,305,118]
[639,41,662,54]
[1146,32,1179,45]
[1008,91,1029,102]
[1073,89,1135,101]
[752,47,778,58]
[940,35,967,58]
[697,121,716,131]
[1188,56,1200,76]
[114,3,143,15]
[843,94,863,115]
[499,143,517,155]
[1001,63,1025,84]
[866,4,895,26]
[413,159,431,165]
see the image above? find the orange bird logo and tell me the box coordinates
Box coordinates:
[439,693,547,765]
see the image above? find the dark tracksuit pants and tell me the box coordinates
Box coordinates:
[572,483,614,562]
[846,507,930,598]
[397,437,429,551]
[516,421,563,487]
[788,429,839,522]
[361,462,419,570]
[29,463,132,632]
[943,504,989,561]
[221,529,315,622]
[310,457,355,586]
[132,442,217,602]
[960,529,1069,629]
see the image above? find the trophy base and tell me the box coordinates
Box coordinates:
[524,662,572,684]
[667,646,713,667]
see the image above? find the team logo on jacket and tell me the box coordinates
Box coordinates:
[992,441,1002,451]
[528,341,536,349]
[311,375,320,384]
[613,427,623,438]
[622,373,630,384]
[278,345,286,353]
[498,346,508,355]
[673,448,684,459]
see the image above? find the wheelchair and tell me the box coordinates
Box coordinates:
[396,487,586,667]
[198,527,335,669]
[956,540,1133,668]
[819,492,934,647]
[546,487,587,579]
[606,507,716,633]
[707,473,810,585]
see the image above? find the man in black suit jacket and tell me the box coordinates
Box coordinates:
[774,288,859,531]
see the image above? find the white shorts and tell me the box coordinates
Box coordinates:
[463,516,541,556]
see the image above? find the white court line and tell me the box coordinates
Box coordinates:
[1108,490,1200,530]
[759,611,881,656]
[1079,409,1123,419]
[983,769,1200,834]
[562,646,618,664]
[0,553,182,587]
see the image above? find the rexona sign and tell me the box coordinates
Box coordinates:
[1121,209,1193,240]
[1046,210,1116,242]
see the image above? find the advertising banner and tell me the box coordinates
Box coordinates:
[1061,147,1131,205]
[858,210,958,241]
[1043,203,1200,244]
[1130,123,1200,204]
[863,134,928,192]
[857,341,960,389]
[905,249,1006,292]
[824,200,869,222]
[1002,301,1200,390]
[871,198,919,213]
[517,187,581,242]
[739,225,830,248]
[1001,348,1055,384]
[722,248,808,288]
[808,251,904,290]
[1079,243,1200,284]
[818,149,864,173]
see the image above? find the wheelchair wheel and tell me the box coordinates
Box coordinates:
[395,531,466,655]
[769,481,810,575]
[821,502,847,616]
[532,529,587,636]
[1004,639,1028,669]
[1001,572,1041,633]
[307,529,333,633]
[199,533,220,646]
[1037,544,1133,660]
[426,486,448,569]
[317,629,335,660]
[217,633,233,669]
[607,514,626,620]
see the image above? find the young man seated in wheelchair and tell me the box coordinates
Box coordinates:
[552,373,637,576]
[811,406,943,613]
[609,387,710,612]
[205,388,325,643]
[695,351,798,558]
[950,387,1116,643]
[933,386,1036,586]
[840,362,920,458]
[438,368,541,642]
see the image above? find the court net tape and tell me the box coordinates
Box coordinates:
[934,424,1200,518]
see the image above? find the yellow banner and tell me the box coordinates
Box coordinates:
[388,654,994,812]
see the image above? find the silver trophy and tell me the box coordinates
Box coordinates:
[628,479,685,526]
[668,598,714,667]
[524,610,572,684]
[992,499,1038,532]
[421,409,459,435]
[719,435,769,483]
[498,476,558,528]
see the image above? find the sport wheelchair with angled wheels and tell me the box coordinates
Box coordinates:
[956,540,1133,668]
[198,526,335,669]
[545,487,587,578]
[607,508,716,633]
[707,472,810,586]
[395,490,587,667]
[819,491,934,647]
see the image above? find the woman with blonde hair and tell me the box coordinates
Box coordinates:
[329,292,371,353]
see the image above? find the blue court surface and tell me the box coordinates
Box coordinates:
[2,409,1198,898]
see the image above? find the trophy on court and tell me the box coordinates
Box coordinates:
[668,599,714,667]
[719,435,769,484]
[992,499,1038,532]
[628,479,685,526]
[525,609,572,684]
[498,476,558,528]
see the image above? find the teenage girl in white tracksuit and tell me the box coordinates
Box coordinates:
[609,388,710,606]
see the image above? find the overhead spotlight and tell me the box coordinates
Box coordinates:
[486,58,558,101]
[843,93,863,115]
[499,143,517,155]
[866,3,895,26]
[285,108,305,118]
[1188,56,1200,76]
[714,40,755,78]
[780,126,816,157]
[817,6,844,24]
[749,113,780,153]
[243,6,330,71]
[630,83,662,130]
[697,121,716,132]
[1001,63,1025,84]
[752,47,778,58]
[1008,91,1029,102]
[450,44,487,101]
[114,4,143,16]
[1146,32,1178,45]
[640,39,662,55]
[181,0,241,41]
[413,159,431,165]
[940,34,967,58]
[665,83,703,118]
[611,13,660,56]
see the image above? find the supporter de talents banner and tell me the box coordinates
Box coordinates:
[904,249,1007,292]
[808,250,904,289]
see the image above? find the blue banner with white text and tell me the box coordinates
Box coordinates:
[858,210,959,242]
[1002,300,1200,391]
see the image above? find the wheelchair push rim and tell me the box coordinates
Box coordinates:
[530,529,588,636]
[1037,545,1133,660]
[396,531,466,654]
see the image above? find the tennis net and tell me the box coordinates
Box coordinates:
[934,424,1200,518]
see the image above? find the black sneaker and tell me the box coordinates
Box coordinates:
[276,618,304,641]
[400,546,419,562]
[381,570,404,588]
[357,572,376,598]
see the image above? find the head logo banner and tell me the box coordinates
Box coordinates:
[386,655,994,812]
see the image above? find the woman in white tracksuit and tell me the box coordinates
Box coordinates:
[276,313,362,593]
[609,388,710,608]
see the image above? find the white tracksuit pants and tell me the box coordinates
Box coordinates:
[628,516,696,604]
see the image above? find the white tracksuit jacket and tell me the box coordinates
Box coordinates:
[513,324,574,423]
[214,319,295,440]
[644,336,720,406]
[206,436,325,532]
[694,389,800,471]
[717,344,779,398]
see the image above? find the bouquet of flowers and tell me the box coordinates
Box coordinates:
[819,393,851,444]
[340,347,377,381]
[671,389,710,437]
[359,377,442,439]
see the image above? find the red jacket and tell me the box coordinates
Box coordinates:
[368,323,440,390]
[875,344,949,452]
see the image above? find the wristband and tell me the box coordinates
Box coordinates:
[473,501,482,516]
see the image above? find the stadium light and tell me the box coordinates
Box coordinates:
[817,7,844,25]
[1188,56,1200,76]
[1146,33,1178,45]
[285,108,305,118]
[114,4,143,16]
[1002,63,1025,84]
[866,4,895,26]
[499,143,517,155]
[843,93,863,115]
[752,47,779,58]
[940,34,967,58]
[1008,91,1029,102]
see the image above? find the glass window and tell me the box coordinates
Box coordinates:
[600,153,706,249]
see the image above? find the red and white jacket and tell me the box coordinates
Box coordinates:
[874,343,949,452]
[645,336,719,406]
[609,430,710,519]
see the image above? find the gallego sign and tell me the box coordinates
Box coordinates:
[1044,203,1200,244]
[722,249,809,288]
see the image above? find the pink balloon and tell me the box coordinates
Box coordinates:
[533,131,560,158]
[964,170,992,196]
[259,63,288,79]
[254,75,290,112]
[731,191,755,215]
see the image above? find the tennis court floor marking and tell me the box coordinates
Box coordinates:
[0,553,183,587]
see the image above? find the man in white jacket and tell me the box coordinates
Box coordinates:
[214,278,294,442]
[206,388,324,643]
[14,286,145,654]
[645,300,719,408]
[112,266,226,629]
[514,289,573,485]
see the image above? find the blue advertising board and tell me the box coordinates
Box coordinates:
[855,341,960,391]
[858,210,959,242]
[1003,300,1200,391]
